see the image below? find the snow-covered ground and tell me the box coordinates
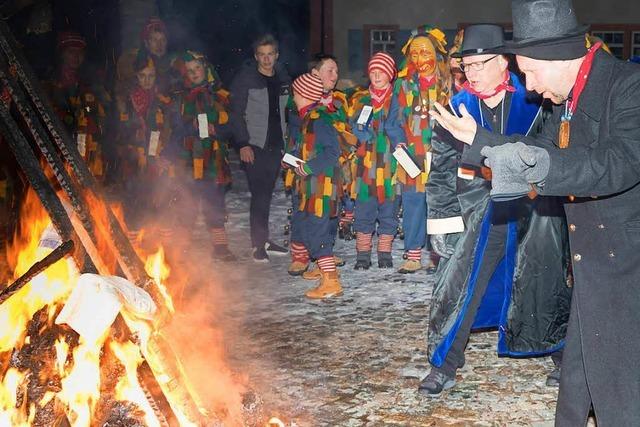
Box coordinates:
[168,154,561,426]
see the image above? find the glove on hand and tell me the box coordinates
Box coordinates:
[480,142,550,201]
[430,234,455,259]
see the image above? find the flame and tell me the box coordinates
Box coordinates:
[144,247,175,314]
[267,417,286,427]
[54,337,70,375]
[109,339,161,427]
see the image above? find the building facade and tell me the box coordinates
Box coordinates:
[310,0,640,83]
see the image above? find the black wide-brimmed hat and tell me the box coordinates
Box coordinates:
[505,0,590,59]
[451,24,505,58]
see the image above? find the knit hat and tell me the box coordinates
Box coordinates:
[292,73,324,102]
[57,31,86,51]
[141,17,167,41]
[368,52,396,81]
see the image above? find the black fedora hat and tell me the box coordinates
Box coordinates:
[506,0,589,49]
[451,24,505,58]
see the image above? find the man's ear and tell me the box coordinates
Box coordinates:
[498,55,509,71]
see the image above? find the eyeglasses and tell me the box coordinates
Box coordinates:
[460,55,498,72]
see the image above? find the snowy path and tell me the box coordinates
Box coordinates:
[175,155,558,426]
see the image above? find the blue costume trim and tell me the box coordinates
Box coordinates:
[431,73,551,366]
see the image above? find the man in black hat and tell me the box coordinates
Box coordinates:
[419,23,571,396]
[430,1,640,424]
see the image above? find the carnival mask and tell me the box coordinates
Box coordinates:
[409,36,436,76]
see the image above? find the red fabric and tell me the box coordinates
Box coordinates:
[368,52,396,81]
[568,42,601,114]
[418,75,436,90]
[130,87,154,116]
[293,73,324,102]
[297,103,316,118]
[462,70,515,99]
[317,255,337,272]
[370,85,393,109]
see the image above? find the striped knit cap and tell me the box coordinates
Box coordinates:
[292,73,324,102]
[368,52,396,81]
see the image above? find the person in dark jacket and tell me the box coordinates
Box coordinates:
[229,34,291,262]
[419,24,571,396]
[430,1,640,425]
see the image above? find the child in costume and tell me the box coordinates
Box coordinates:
[175,51,236,261]
[348,52,404,269]
[287,73,343,299]
[118,53,174,242]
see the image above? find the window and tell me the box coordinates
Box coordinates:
[591,30,625,59]
[363,25,399,66]
[633,31,640,58]
[370,29,396,55]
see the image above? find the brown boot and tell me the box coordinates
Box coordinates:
[302,264,322,280]
[305,270,343,299]
[398,259,422,274]
[288,260,309,276]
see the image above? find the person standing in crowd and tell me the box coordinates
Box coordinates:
[419,24,571,396]
[49,31,110,181]
[230,34,290,262]
[393,25,450,274]
[286,73,343,299]
[430,0,640,424]
[117,53,174,244]
[174,50,236,261]
[348,52,404,269]
[448,29,466,96]
[310,54,358,242]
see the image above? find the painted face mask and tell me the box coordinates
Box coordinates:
[409,36,436,76]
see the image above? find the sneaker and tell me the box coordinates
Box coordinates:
[265,240,288,255]
[546,366,561,387]
[252,246,270,263]
[418,369,456,396]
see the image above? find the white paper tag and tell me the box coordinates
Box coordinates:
[77,133,87,157]
[282,152,304,167]
[148,131,160,156]
[457,167,475,180]
[393,146,421,178]
[197,113,209,138]
[356,105,373,127]
[426,151,432,176]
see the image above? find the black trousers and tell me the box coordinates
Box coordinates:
[441,220,508,377]
[243,146,281,248]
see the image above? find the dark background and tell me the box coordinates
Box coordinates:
[5,0,311,85]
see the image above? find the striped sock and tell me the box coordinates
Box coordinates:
[377,234,394,253]
[211,228,228,246]
[356,232,373,252]
[340,211,354,225]
[407,249,422,261]
[317,255,337,272]
[290,242,310,263]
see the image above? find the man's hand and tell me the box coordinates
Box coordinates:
[430,234,455,258]
[480,142,550,201]
[240,146,255,164]
[429,102,477,145]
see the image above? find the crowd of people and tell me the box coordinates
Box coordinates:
[35,0,640,424]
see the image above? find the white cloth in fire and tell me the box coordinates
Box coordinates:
[56,273,157,341]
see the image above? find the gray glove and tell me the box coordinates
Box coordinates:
[430,234,455,259]
[480,142,550,201]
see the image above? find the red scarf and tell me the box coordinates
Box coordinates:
[320,92,336,112]
[369,85,392,109]
[568,42,601,115]
[298,102,317,118]
[130,86,154,116]
[185,84,209,102]
[418,75,436,90]
[463,70,515,99]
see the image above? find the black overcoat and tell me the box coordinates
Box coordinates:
[469,50,640,426]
